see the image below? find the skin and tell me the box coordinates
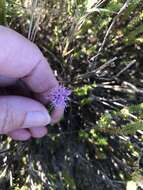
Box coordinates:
[0,25,64,141]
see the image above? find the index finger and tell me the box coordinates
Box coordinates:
[0,25,65,123]
[22,57,65,123]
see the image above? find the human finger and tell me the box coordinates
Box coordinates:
[0,26,65,123]
[29,126,48,138]
[8,129,31,141]
[0,96,51,134]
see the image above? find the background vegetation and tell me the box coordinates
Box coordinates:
[0,0,143,189]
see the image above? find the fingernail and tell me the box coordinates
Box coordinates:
[23,111,51,128]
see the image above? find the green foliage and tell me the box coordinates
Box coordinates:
[62,171,76,190]
[97,103,143,135]
[74,83,96,96]
[0,0,6,24]
[1,0,143,190]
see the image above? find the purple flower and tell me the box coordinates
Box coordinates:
[47,86,71,108]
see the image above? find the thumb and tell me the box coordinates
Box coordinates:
[0,96,51,134]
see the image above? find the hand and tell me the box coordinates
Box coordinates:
[0,25,64,141]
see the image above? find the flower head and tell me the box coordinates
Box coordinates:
[48,86,71,108]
